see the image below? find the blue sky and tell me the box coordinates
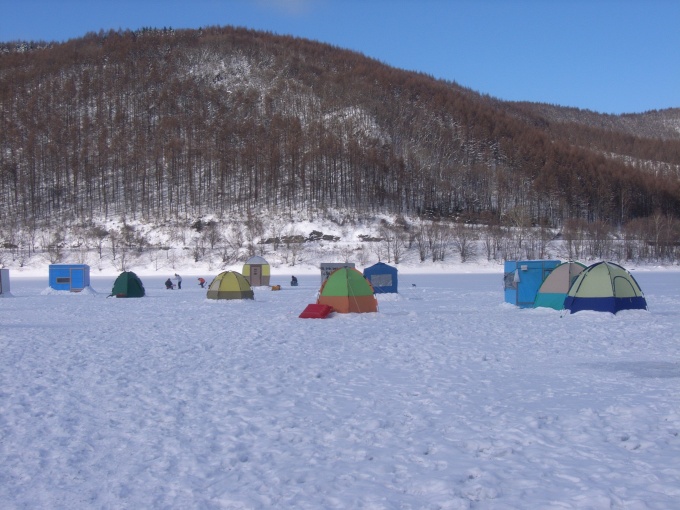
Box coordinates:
[2,0,678,115]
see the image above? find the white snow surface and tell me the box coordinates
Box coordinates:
[2,270,680,509]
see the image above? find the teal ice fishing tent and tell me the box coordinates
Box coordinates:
[564,261,647,314]
[363,262,398,293]
[504,260,561,308]
[533,261,586,310]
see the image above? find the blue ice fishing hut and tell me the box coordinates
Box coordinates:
[363,262,398,293]
[504,260,560,308]
[49,264,91,292]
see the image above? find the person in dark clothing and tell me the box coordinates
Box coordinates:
[165,278,174,289]
[291,275,298,286]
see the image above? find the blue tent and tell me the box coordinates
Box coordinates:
[363,262,398,293]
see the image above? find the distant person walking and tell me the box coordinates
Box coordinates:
[174,273,182,289]
[198,277,206,288]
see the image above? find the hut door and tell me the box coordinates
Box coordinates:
[251,265,262,286]
[70,268,85,291]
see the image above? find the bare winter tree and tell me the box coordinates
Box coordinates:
[88,226,109,259]
[217,227,244,266]
[113,250,129,271]
[534,223,554,260]
[202,221,222,250]
[414,221,429,262]
[108,230,120,262]
[191,236,207,262]
[42,232,65,264]
[506,205,532,256]
[245,214,265,256]
[372,237,388,263]
[148,248,168,272]
[427,222,453,262]
[585,220,613,259]
[379,224,406,264]
[562,219,587,260]
[452,223,478,263]
[281,226,304,266]
[340,245,355,263]
[482,224,506,261]
[267,219,286,251]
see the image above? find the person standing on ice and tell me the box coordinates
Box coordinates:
[174,273,182,289]
[198,277,206,288]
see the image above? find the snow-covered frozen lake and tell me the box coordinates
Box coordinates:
[2,271,680,509]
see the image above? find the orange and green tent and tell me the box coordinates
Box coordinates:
[207,271,254,300]
[317,267,378,313]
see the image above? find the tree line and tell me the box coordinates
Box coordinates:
[1,26,680,250]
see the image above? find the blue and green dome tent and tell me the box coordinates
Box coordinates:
[564,261,647,314]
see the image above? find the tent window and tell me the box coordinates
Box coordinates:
[56,277,71,284]
[371,274,393,287]
[503,272,517,290]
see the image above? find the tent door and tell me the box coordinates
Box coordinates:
[251,265,262,286]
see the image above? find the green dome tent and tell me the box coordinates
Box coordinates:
[533,261,586,310]
[109,271,145,298]
[317,267,377,313]
[207,271,254,300]
[564,261,647,314]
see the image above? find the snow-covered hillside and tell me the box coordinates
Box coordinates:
[6,211,678,280]
[2,271,680,508]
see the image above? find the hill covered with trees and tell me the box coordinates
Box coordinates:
[1,26,680,268]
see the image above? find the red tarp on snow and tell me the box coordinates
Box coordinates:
[299,303,333,319]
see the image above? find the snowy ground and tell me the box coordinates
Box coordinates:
[2,270,680,509]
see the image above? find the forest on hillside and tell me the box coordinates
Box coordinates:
[2,26,680,266]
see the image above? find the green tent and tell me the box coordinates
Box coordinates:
[207,271,254,300]
[533,261,586,310]
[317,267,377,313]
[109,271,145,298]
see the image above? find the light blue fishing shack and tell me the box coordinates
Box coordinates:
[49,264,91,292]
[504,260,560,308]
